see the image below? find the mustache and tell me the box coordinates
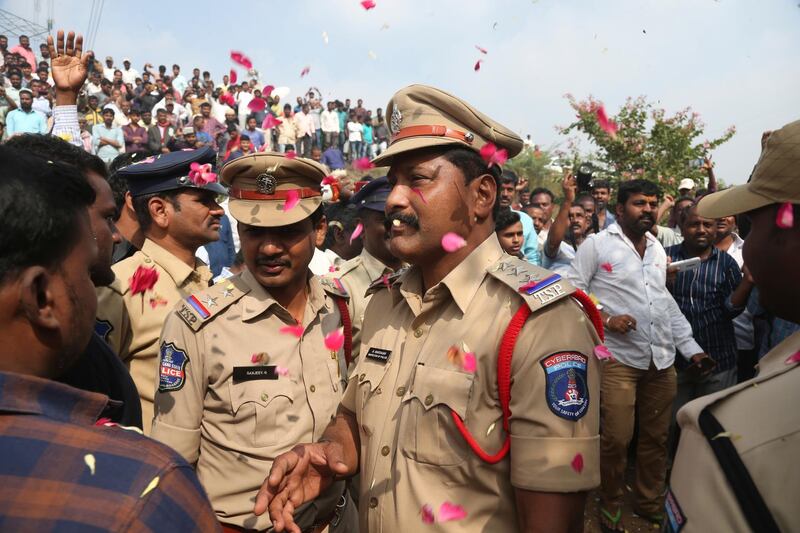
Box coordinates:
[255,257,290,267]
[386,212,420,230]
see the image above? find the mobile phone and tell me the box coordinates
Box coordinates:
[668,257,701,273]
[685,356,716,378]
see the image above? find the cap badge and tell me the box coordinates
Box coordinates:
[390,105,402,136]
[256,173,277,195]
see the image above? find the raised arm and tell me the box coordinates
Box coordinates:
[545,172,576,259]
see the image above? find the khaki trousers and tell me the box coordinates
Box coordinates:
[600,360,676,516]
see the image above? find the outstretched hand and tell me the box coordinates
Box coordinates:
[48,30,91,102]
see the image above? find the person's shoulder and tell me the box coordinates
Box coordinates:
[172,273,251,332]
[329,255,362,279]
[486,255,578,313]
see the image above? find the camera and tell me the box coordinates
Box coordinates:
[576,163,594,192]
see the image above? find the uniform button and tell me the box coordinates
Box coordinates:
[396,386,406,396]
[144,258,152,263]
[310,385,316,393]
[424,394,433,406]
[330,352,337,359]
[359,373,366,381]
[260,392,268,402]
[375,387,382,395]
[414,328,424,338]
[369,497,378,509]
[381,446,390,456]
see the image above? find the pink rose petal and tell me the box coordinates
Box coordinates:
[381,274,391,289]
[285,150,297,160]
[361,0,376,9]
[479,142,508,167]
[350,222,364,244]
[776,202,794,229]
[441,232,467,253]
[601,262,613,273]
[300,66,310,77]
[475,45,488,54]
[421,504,435,524]
[263,85,275,97]
[596,105,618,139]
[462,353,477,373]
[594,345,614,361]
[230,51,253,70]
[785,350,800,365]
[438,501,467,523]
[353,157,375,170]
[275,365,290,377]
[571,453,584,474]
[282,190,300,212]
[474,59,483,71]
[248,98,266,112]
[322,175,338,186]
[280,324,304,338]
[229,69,237,84]
[324,328,345,351]
[262,115,282,128]
[251,353,263,364]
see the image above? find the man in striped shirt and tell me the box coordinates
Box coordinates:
[666,202,754,411]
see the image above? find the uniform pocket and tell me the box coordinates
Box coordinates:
[400,364,473,466]
[229,379,294,447]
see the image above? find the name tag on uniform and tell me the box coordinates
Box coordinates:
[365,347,391,364]
[233,366,278,382]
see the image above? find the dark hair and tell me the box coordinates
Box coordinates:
[616,179,661,206]
[239,134,251,142]
[108,152,151,214]
[495,208,521,232]
[322,203,359,249]
[7,69,20,78]
[530,187,555,202]
[5,134,108,180]
[576,193,599,233]
[172,64,180,69]
[132,191,182,232]
[591,179,611,191]
[439,146,504,219]
[500,169,519,186]
[101,78,111,86]
[0,146,96,283]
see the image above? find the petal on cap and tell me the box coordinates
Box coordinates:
[282,190,300,212]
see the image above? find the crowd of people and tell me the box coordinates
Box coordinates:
[0,29,797,533]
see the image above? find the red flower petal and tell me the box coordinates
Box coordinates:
[262,115,283,128]
[601,262,613,273]
[300,66,310,77]
[129,266,159,295]
[785,350,800,365]
[361,0,376,9]
[421,504,435,524]
[438,502,467,523]
[229,69,237,84]
[283,190,300,211]
[596,105,618,139]
[322,175,338,185]
[381,274,391,289]
[324,328,345,351]
[462,353,477,373]
[571,453,584,473]
[350,222,364,244]
[353,157,375,170]
[251,353,263,364]
[479,142,507,168]
[230,50,253,70]
[441,232,467,253]
[280,324,304,338]
[475,45,488,54]
[474,59,483,71]
[285,151,297,160]
[776,202,794,229]
[594,345,614,361]
[248,98,266,112]
[263,84,275,96]
[275,365,290,377]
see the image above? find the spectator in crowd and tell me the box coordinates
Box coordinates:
[321,143,346,170]
[591,178,616,230]
[199,102,224,150]
[171,64,187,94]
[312,202,363,274]
[5,88,46,136]
[83,94,102,128]
[192,115,212,147]
[92,107,124,164]
[122,108,147,153]
[543,173,589,275]
[530,186,555,245]
[310,99,323,148]
[167,126,198,151]
[102,56,116,81]
[30,79,52,119]
[321,100,339,149]
[523,204,546,233]
[678,178,695,198]
[495,208,524,258]
[225,133,254,162]
[141,109,152,127]
[120,57,138,85]
[347,111,362,161]
[277,103,298,153]
[95,79,113,107]
[78,116,92,151]
[497,171,540,264]
[666,203,754,431]
[374,114,389,154]
[567,179,710,532]
[336,100,347,150]
[575,192,599,235]
[147,108,175,154]
[134,81,161,113]
[5,69,23,106]
[8,34,35,73]
[294,102,314,157]
[242,115,265,151]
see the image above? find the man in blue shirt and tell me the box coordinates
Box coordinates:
[321,145,346,170]
[592,178,616,229]
[242,116,265,151]
[499,170,540,264]
[336,100,347,150]
[5,88,46,136]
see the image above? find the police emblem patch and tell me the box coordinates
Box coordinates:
[94,319,113,342]
[389,104,402,136]
[540,351,589,420]
[256,173,277,195]
[158,342,189,392]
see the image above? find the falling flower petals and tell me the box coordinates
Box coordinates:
[361,0,376,9]
[441,232,467,253]
[325,328,345,352]
[322,31,329,45]
[479,142,508,168]
[462,353,477,373]
[230,51,253,70]
[262,115,282,128]
[219,93,235,107]
[474,59,483,71]
[149,296,168,308]
[285,150,297,160]
[412,188,427,204]
[353,157,375,170]
[263,85,275,97]
[229,69,237,84]
[438,502,467,523]
[251,353,269,364]
[282,190,301,212]
[776,202,794,229]
[571,453,584,474]
[785,351,800,365]
[129,266,159,295]
[322,175,338,185]
[421,504,435,524]
[188,162,217,186]
[350,222,364,244]
[84,454,96,475]
[300,66,311,77]
[594,345,614,361]
[280,324,304,338]
[601,262,613,273]
[248,98,267,112]
[140,476,160,498]
[446,345,461,365]
[596,105,618,139]
[275,365,290,377]
[475,45,488,54]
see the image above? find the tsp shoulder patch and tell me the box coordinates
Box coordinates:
[94,319,113,342]
[540,351,590,421]
[158,342,189,392]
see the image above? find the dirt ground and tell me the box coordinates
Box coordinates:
[584,486,663,533]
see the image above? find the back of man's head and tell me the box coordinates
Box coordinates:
[5,134,107,180]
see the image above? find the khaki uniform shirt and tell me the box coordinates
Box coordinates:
[151,270,348,529]
[96,239,212,432]
[329,248,396,362]
[340,235,601,532]
[667,330,800,533]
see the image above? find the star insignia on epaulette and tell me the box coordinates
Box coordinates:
[221,288,234,298]
[204,296,218,307]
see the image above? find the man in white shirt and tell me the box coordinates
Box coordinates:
[567,179,710,531]
[102,56,116,82]
[171,64,188,94]
[120,58,139,85]
[293,103,314,158]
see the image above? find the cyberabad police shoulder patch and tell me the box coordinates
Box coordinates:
[94,319,113,342]
[158,342,189,392]
[540,351,589,421]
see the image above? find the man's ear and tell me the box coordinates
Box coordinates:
[473,174,497,222]
[314,215,328,248]
[18,266,60,331]
[615,201,624,220]
[148,197,171,229]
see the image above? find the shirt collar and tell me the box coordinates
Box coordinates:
[141,239,209,287]
[607,222,658,248]
[397,234,504,315]
[359,248,394,282]
[0,371,108,425]
[240,269,330,323]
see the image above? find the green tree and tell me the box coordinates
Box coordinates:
[505,145,562,193]
[557,94,735,195]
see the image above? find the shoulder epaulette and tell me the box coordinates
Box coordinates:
[176,275,250,331]
[105,276,127,296]
[328,255,362,278]
[487,255,575,312]
[318,276,349,299]
[366,267,408,296]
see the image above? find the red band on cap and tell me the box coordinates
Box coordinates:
[392,125,474,144]
[229,187,321,201]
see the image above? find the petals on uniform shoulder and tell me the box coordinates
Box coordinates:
[366,267,407,295]
[318,275,349,298]
[328,255,362,278]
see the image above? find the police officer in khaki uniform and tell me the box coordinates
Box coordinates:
[666,121,800,533]
[151,153,358,532]
[328,177,402,361]
[258,85,604,532]
[96,146,225,432]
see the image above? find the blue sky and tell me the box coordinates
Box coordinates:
[5,0,799,184]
